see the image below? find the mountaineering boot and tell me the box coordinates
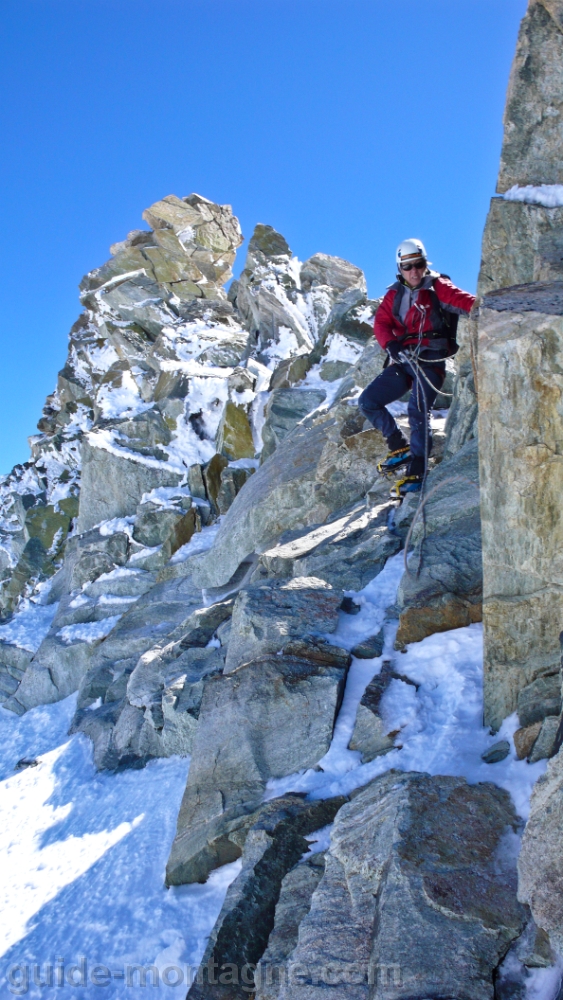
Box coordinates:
[390,455,425,498]
[377,430,410,474]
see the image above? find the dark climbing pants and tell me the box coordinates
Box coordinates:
[358,359,445,458]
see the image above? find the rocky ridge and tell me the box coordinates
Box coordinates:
[2,1,563,993]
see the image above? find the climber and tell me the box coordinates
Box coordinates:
[358,238,475,496]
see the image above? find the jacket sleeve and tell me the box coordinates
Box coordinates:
[373,291,397,349]
[433,277,476,314]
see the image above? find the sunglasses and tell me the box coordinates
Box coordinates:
[400,260,426,272]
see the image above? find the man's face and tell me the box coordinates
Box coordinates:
[400,259,427,288]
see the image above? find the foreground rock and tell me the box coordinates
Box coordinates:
[253,772,524,1000]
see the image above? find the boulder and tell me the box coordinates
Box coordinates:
[528,714,561,762]
[215,402,255,461]
[517,671,562,728]
[5,628,107,714]
[478,284,563,728]
[72,644,225,768]
[266,772,524,999]
[61,528,131,593]
[0,643,33,702]
[481,740,511,764]
[216,466,254,515]
[514,722,543,760]
[203,453,229,516]
[225,577,342,673]
[270,355,311,390]
[351,630,384,659]
[69,568,209,763]
[348,660,411,762]
[166,652,348,886]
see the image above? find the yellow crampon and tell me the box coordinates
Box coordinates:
[377,445,410,475]
[390,475,423,498]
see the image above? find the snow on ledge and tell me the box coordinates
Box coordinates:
[502,184,563,208]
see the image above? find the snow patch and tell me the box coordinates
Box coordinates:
[503,184,563,208]
[57,616,122,645]
[0,603,58,653]
[265,551,547,823]
[0,695,241,996]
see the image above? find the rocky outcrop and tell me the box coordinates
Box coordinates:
[3,199,389,718]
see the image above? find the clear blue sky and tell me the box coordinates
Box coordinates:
[0,0,526,475]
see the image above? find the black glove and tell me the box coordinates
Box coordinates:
[386,340,402,362]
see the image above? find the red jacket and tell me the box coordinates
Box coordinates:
[374,273,476,352]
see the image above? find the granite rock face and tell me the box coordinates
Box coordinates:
[478,284,563,728]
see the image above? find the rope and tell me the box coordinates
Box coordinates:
[399,347,430,576]
[406,350,455,398]
[397,346,466,578]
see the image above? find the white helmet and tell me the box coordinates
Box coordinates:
[396,238,431,268]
